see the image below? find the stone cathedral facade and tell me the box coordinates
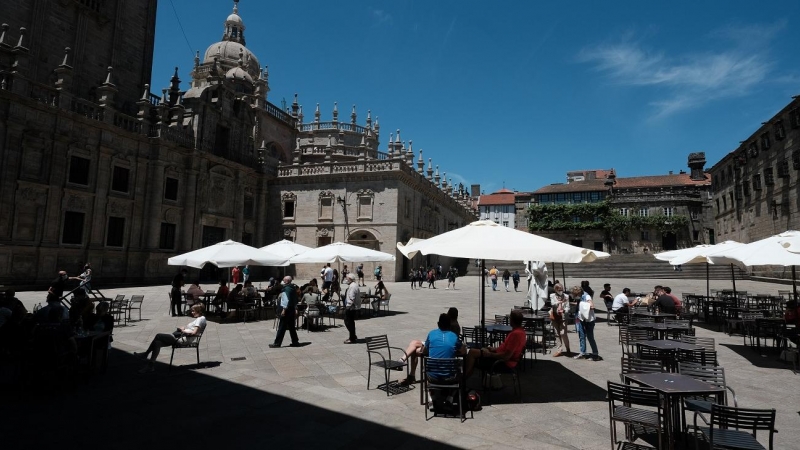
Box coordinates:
[0,1,476,286]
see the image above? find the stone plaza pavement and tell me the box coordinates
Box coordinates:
[9,276,800,449]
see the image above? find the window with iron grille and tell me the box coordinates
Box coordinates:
[663,207,673,217]
[778,159,790,178]
[775,121,786,140]
[791,108,800,128]
[764,167,774,185]
[752,173,762,190]
[159,223,176,250]
[638,208,648,217]
[734,185,742,200]
[748,142,759,158]
[618,208,629,217]
[793,150,800,170]
[760,132,771,150]
[742,181,750,197]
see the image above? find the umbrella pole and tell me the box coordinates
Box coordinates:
[480,259,486,346]
[730,264,737,297]
[561,263,566,285]
[706,263,710,298]
[793,266,797,300]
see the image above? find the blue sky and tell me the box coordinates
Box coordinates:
[152,0,800,194]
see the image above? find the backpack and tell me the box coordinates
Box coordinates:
[374,267,381,276]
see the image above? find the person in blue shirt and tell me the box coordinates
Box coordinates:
[400,313,465,385]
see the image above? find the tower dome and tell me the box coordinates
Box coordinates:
[202,1,260,80]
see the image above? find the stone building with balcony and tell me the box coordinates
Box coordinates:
[528,154,712,254]
[709,96,800,277]
[0,1,476,285]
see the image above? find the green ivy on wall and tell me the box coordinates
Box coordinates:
[527,201,689,235]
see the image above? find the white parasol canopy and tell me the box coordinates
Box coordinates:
[778,230,800,254]
[287,242,395,264]
[708,231,800,267]
[168,240,289,269]
[397,220,610,262]
[654,241,744,265]
[259,239,313,259]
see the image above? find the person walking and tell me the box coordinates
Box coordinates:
[343,273,360,344]
[356,263,365,286]
[571,285,600,361]
[511,270,521,292]
[170,268,187,317]
[502,269,511,292]
[489,266,498,291]
[446,267,457,290]
[231,266,241,285]
[242,265,250,284]
[427,267,436,289]
[270,276,301,348]
[409,269,417,289]
[549,283,571,357]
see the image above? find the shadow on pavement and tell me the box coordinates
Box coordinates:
[719,343,791,370]
[1,349,462,450]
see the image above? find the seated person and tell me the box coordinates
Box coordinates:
[136,304,206,373]
[599,283,614,310]
[447,307,461,336]
[307,278,321,294]
[211,280,229,312]
[301,286,320,308]
[371,280,390,314]
[225,284,244,318]
[654,287,676,314]
[664,286,682,314]
[611,288,635,315]
[400,313,466,385]
[465,311,526,377]
[242,280,258,299]
[87,301,115,333]
[186,281,204,307]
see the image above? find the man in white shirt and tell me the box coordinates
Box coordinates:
[611,288,635,315]
[322,263,334,299]
[343,273,360,344]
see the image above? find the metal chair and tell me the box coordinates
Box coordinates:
[619,355,664,383]
[481,353,523,404]
[620,328,650,355]
[462,326,488,349]
[127,295,144,322]
[678,348,718,366]
[364,335,408,396]
[169,328,205,369]
[678,361,737,435]
[422,357,469,422]
[741,311,765,346]
[607,381,666,450]
[693,404,777,450]
[679,335,715,350]
[376,293,392,316]
[109,295,128,326]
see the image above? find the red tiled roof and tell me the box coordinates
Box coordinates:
[532,173,710,194]
[478,193,516,205]
[533,180,608,194]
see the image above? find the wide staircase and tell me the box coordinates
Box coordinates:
[474,254,749,280]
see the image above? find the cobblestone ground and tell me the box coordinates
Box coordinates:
[9,275,800,449]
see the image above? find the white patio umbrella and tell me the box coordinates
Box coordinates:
[168,240,289,269]
[708,230,800,298]
[397,220,610,329]
[287,242,395,264]
[653,241,744,297]
[259,239,313,259]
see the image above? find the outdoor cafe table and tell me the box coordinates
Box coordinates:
[630,322,691,340]
[754,317,786,351]
[631,311,677,322]
[485,324,512,346]
[636,340,702,372]
[624,372,724,450]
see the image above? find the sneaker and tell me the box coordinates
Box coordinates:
[573,352,585,359]
[445,287,449,290]
[138,365,154,374]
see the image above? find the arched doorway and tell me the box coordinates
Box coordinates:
[347,230,380,251]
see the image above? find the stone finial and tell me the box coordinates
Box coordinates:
[374,116,380,133]
[298,105,304,123]
[161,89,168,105]
[140,84,150,100]
[351,104,357,124]
[194,50,200,68]
[169,66,180,92]
[103,66,114,86]
[417,149,424,173]
[233,0,239,14]
[15,27,26,49]
[427,158,433,180]
[60,47,72,67]
[366,109,372,127]
[314,103,320,122]
[332,102,338,122]
[263,65,269,82]
[395,129,401,143]
[442,173,448,189]
[434,165,440,185]
[0,24,8,46]
[388,133,394,155]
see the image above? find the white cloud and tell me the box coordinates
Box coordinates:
[577,23,785,117]
[370,9,392,27]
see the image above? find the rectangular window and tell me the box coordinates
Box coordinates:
[405,198,411,218]
[778,159,790,178]
[283,201,295,219]
[693,230,700,241]
[792,108,800,128]
[241,232,253,246]
[775,120,786,140]
[641,230,650,241]
[164,177,179,201]
[793,150,800,170]
[317,236,332,247]
[357,196,373,220]
[68,156,90,185]
[502,221,509,227]
[734,184,743,200]
[319,196,333,220]
[106,216,125,247]
[760,132,771,150]
[62,211,85,244]
[663,207,673,217]
[764,167,774,185]
[638,208,649,217]
[243,195,254,219]
[752,174,762,190]
[619,208,629,217]
[572,216,581,223]
[590,192,600,201]
[742,180,750,197]
[159,223,176,250]
[111,166,130,193]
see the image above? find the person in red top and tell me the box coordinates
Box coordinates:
[664,286,682,313]
[465,311,526,377]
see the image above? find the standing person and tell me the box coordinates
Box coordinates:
[270,276,301,348]
[341,264,350,281]
[231,266,241,285]
[374,265,382,281]
[418,267,426,288]
[49,270,69,299]
[511,271,521,292]
[427,267,436,289]
[357,263,365,287]
[409,269,417,289]
[242,265,250,284]
[549,283,571,357]
[581,280,594,298]
[136,304,206,373]
[502,269,511,292]
[489,266,498,291]
[321,263,334,301]
[70,263,92,294]
[170,269,187,317]
[571,285,600,361]
[343,273,360,344]
[446,267,457,290]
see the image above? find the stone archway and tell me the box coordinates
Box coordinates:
[347,230,380,251]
